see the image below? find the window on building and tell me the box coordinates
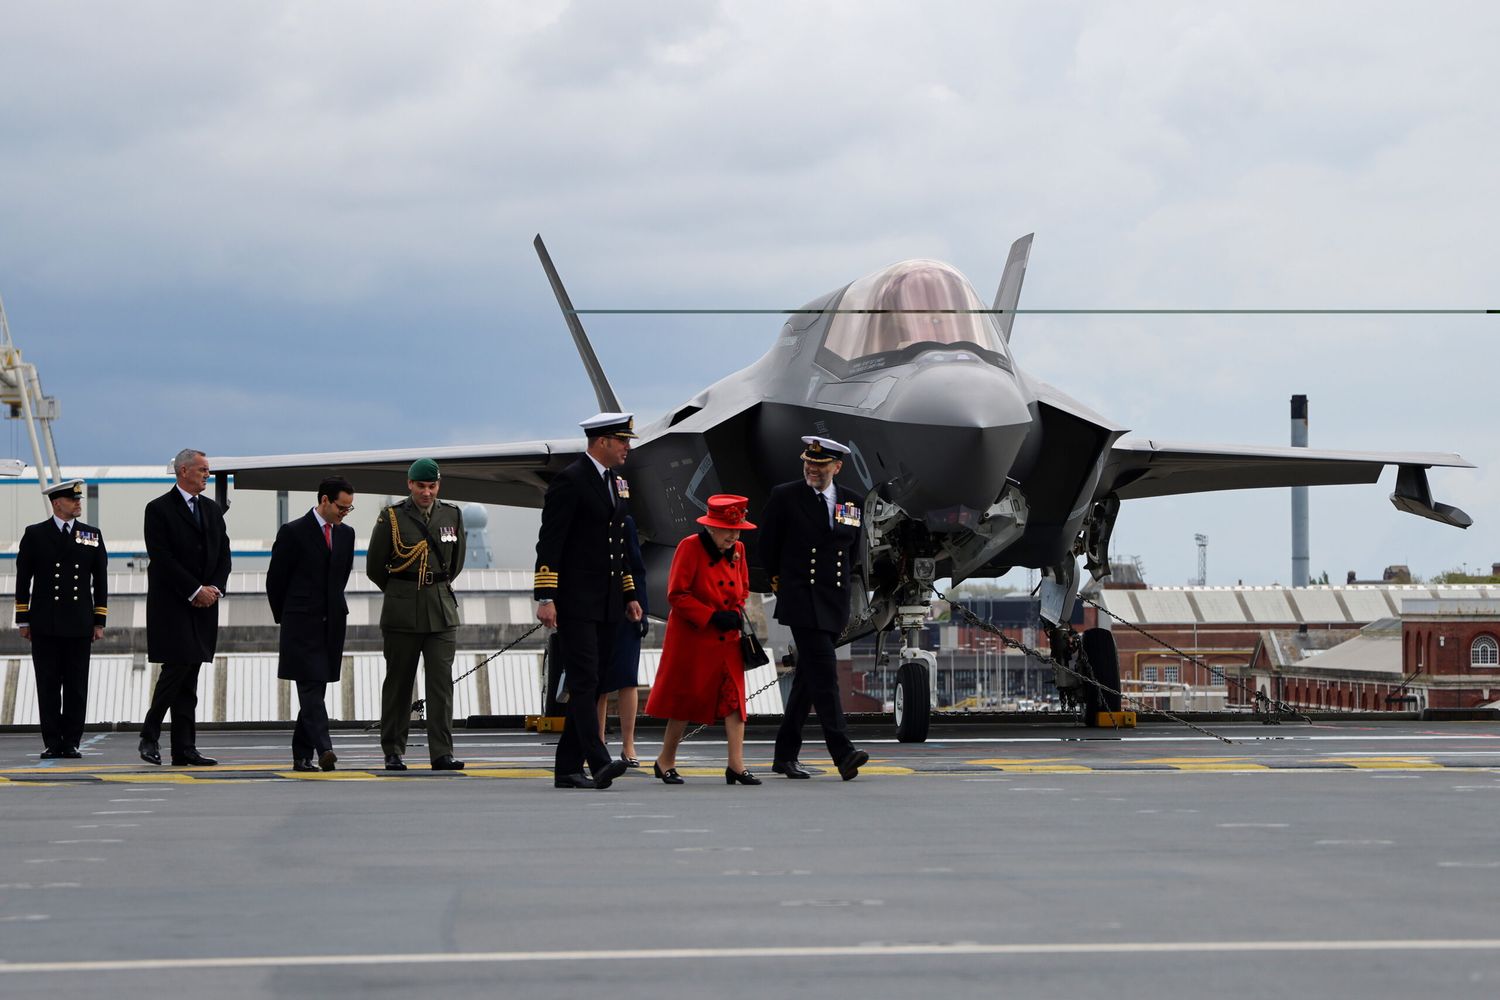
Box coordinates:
[1471,635,1499,668]
[1143,666,1158,683]
[1164,665,1180,684]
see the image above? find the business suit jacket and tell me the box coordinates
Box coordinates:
[758,479,864,633]
[365,499,466,634]
[15,519,108,636]
[145,488,232,664]
[267,511,355,683]
[533,456,639,624]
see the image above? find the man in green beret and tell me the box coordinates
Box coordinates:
[367,458,467,771]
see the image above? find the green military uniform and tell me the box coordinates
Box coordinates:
[367,494,466,762]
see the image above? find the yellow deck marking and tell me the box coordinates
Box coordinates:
[1320,757,1442,769]
[1140,757,1270,772]
[970,759,1093,773]
[99,773,198,784]
[459,768,553,779]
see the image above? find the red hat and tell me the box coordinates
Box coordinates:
[697,494,756,530]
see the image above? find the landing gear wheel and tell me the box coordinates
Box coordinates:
[1079,627,1122,726]
[894,661,931,743]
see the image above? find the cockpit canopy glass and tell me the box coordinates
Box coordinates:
[819,260,1012,376]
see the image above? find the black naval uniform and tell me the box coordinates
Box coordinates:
[758,479,865,767]
[15,517,108,755]
[534,456,639,780]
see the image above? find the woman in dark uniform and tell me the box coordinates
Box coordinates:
[597,514,649,766]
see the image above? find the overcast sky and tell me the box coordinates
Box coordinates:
[2,1,1495,586]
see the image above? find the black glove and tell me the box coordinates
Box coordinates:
[635,618,650,639]
[708,610,742,632]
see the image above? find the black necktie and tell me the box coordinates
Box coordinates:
[63,522,71,538]
[188,496,200,524]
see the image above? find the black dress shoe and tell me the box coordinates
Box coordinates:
[554,772,595,788]
[62,746,82,759]
[172,750,218,767]
[725,767,762,786]
[39,748,62,760]
[772,760,812,779]
[318,749,337,772]
[292,758,318,772]
[384,754,407,771]
[593,758,629,790]
[621,755,640,768]
[138,738,161,766]
[431,754,465,771]
[838,749,870,781]
[653,761,685,785]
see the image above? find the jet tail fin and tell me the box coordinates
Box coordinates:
[533,234,622,413]
[991,233,1033,344]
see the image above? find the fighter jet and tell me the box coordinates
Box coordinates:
[217,234,1472,741]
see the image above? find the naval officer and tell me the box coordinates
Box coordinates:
[758,436,870,780]
[534,412,643,790]
[366,459,467,771]
[14,479,108,760]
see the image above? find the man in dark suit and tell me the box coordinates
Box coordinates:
[14,479,108,760]
[758,435,870,781]
[138,448,232,767]
[267,476,356,772]
[534,412,643,790]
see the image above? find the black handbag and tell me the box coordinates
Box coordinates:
[740,619,770,671]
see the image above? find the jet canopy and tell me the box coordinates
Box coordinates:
[820,259,1012,376]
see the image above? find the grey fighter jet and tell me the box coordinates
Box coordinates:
[217,234,1472,741]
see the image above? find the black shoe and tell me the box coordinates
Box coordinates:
[772,760,812,779]
[431,754,465,771]
[318,749,337,772]
[62,746,82,759]
[554,772,595,788]
[593,758,629,790]
[726,767,762,786]
[172,750,218,767]
[292,758,318,772]
[838,749,870,781]
[653,761,685,785]
[138,737,161,766]
[40,747,62,760]
[622,755,641,768]
[384,754,407,771]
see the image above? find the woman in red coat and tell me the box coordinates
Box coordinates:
[645,494,760,786]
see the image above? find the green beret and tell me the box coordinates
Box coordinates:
[407,458,441,482]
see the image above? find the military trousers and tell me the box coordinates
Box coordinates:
[773,626,855,766]
[553,618,617,778]
[32,633,91,753]
[379,629,457,760]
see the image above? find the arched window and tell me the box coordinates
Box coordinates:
[1471,635,1499,668]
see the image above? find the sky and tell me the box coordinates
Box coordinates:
[2,1,1496,586]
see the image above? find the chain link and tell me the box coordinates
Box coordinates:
[1080,595,1310,724]
[936,588,1235,745]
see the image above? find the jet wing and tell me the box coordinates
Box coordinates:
[1101,439,1474,527]
[215,439,586,508]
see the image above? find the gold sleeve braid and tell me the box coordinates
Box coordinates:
[383,507,430,583]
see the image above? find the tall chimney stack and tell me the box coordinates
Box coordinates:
[1291,394,1309,587]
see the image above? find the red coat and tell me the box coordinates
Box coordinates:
[645,532,749,725]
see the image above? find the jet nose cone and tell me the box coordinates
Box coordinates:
[878,360,1032,514]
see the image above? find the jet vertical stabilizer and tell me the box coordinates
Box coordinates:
[991,233,1033,344]
[533,234,622,413]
